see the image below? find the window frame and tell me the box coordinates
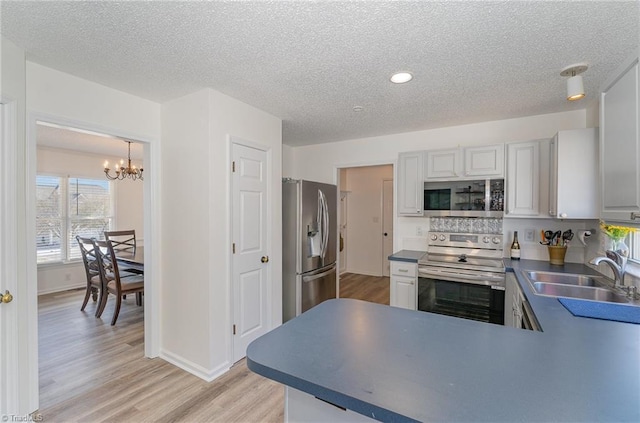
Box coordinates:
[36,172,115,266]
[628,229,640,264]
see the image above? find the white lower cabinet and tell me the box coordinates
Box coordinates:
[285,387,375,422]
[390,261,417,310]
[505,273,523,328]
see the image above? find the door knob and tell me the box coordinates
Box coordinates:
[261,256,269,263]
[1,290,13,304]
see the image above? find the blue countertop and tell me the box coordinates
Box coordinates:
[247,259,640,422]
[388,250,425,263]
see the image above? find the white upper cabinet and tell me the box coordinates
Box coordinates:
[464,144,505,178]
[397,151,424,216]
[506,140,540,217]
[549,128,599,219]
[424,144,504,180]
[424,148,461,179]
[600,49,640,223]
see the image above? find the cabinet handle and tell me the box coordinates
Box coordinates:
[631,212,640,220]
[399,269,408,273]
[410,281,414,285]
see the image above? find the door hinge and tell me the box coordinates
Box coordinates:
[233,324,236,335]
[232,161,235,172]
[232,243,236,254]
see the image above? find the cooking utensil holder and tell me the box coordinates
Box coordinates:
[548,246,567,265]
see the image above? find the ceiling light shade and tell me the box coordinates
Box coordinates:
[566,75,585,101]
[390,72,413,84]
[560,63,588,101]
[103,140,143,181]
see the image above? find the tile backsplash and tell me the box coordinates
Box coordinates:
[429,217,503,234]
[399,216,599,264]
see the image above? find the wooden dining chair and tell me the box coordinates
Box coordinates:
[104,230,143,275]
[92,238,144,326]
[76,235,104,316]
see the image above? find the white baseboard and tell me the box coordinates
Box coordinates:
[38,282,84,296]
[159,349,231,382]
[344,269,380,277]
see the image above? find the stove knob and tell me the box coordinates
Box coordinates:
[492,237,501,244]
[430,234,438,241]
[483,236,490,244]
[439,234,446,241]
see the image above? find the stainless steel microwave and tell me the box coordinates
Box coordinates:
[423,179,504,217]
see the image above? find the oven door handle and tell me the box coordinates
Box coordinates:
[418,268,505,288]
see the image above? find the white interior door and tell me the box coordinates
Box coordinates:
[231,142,269,363]
[382,179,394,277]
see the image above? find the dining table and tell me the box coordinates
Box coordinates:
[116,246,144,274]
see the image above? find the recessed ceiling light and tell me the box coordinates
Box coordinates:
[353,106,364,112]
[390,72,413,84]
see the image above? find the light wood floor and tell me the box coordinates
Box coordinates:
[339,272,390,305]
[37,273,388,422]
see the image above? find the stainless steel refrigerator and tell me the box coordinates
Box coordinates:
[282,179,337,322]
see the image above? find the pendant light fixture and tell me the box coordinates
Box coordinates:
[560,63,588,101]
[104,140,143,181]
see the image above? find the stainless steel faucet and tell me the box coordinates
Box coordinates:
[590,251,636,297]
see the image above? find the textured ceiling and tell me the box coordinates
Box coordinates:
[2,1,639,147]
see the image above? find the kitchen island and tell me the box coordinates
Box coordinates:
[247,261,640,422]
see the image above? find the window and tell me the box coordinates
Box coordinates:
[36,175,113,264]
[629,229,640,263]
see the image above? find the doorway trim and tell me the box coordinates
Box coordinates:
[381,178,394,277]
[0,99,30,414]
[26,112,161,361]
[333,159,396,284]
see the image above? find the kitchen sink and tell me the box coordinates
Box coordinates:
[525,271,603,287]
[529,282,629,303]
[522,271,631,304]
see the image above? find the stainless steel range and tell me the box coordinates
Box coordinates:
[418,231,506,324]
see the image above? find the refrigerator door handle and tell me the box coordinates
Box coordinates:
[302,265,336,282]
[321,190,328,260]
[317,189,328,260]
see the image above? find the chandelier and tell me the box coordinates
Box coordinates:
[103,141,143,181]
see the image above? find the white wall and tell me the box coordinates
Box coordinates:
[25,61,162,361]
[286,109,590,257]
[27,63,161,140]
[161,88,282,380]
[343,165,393,275]
[36,146,144,294]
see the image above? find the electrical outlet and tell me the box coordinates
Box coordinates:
[524,229,535,242]
[416,226,424,236]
